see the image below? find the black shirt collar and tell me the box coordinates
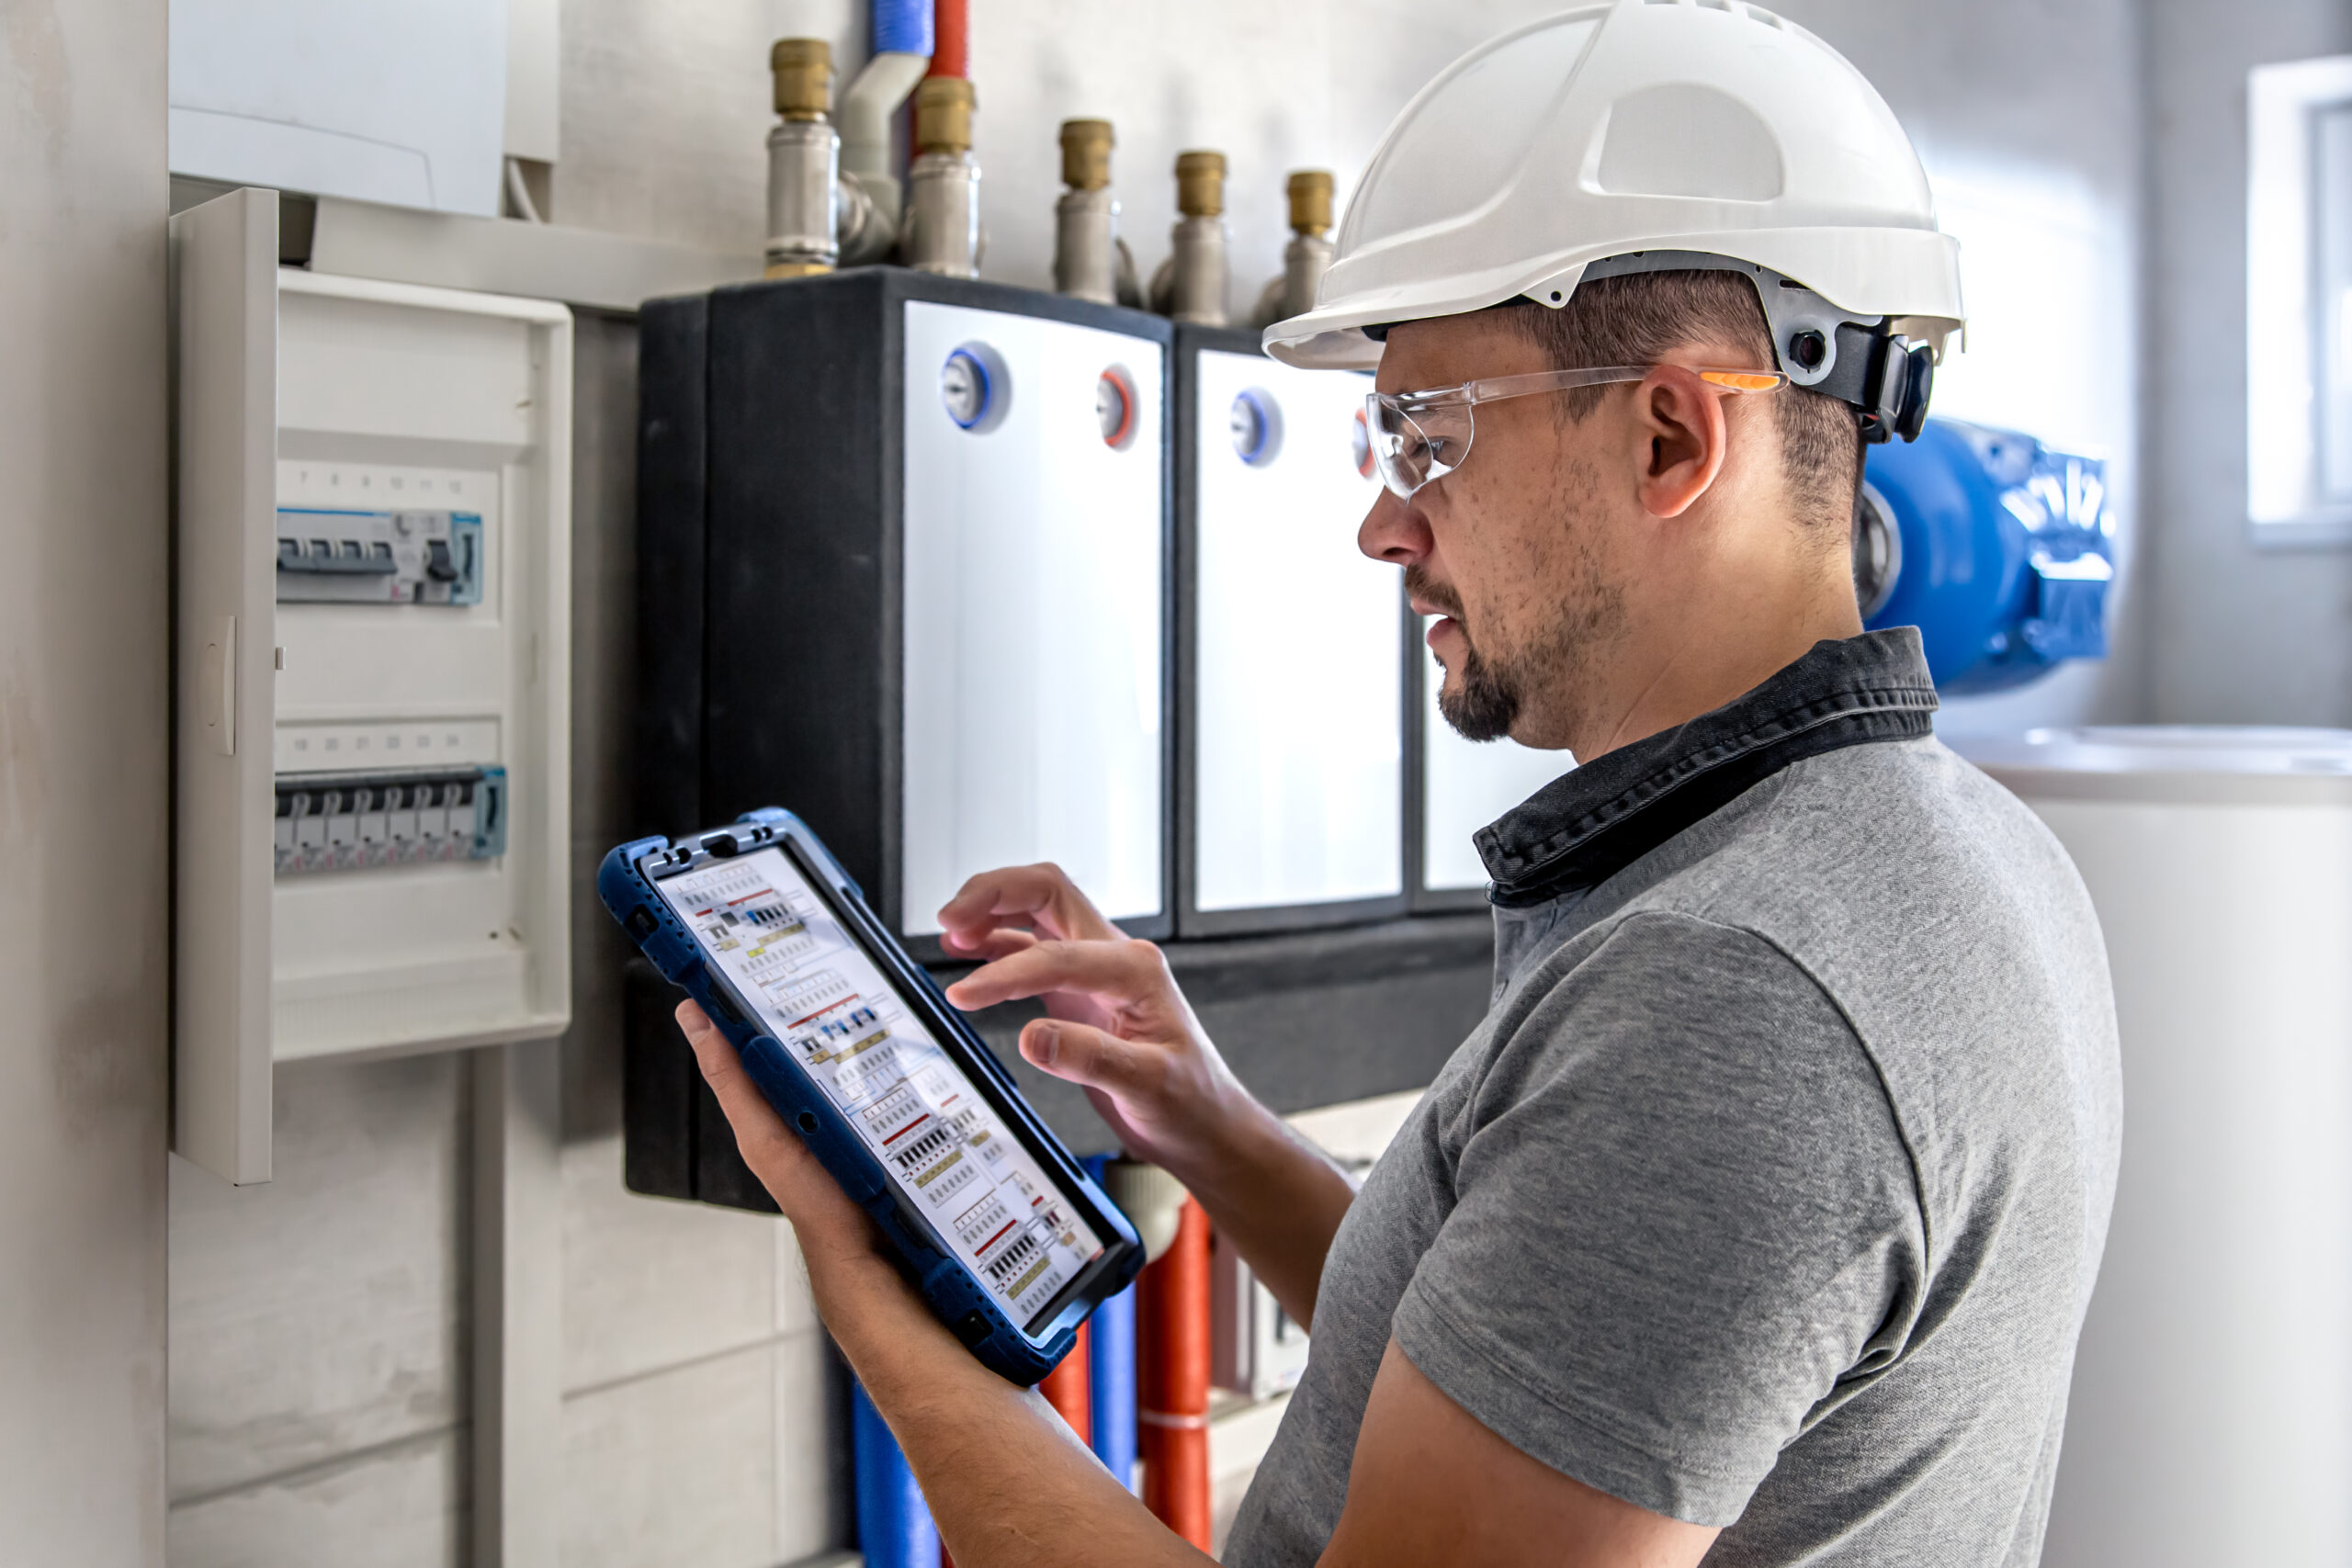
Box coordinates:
[1476,627,1939,908]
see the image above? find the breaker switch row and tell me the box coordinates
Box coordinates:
[274,766,510,874]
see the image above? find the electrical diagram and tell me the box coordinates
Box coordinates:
[659,848,1105,1329]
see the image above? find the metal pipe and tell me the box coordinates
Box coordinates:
[1151,152,1228,325]
[1054,118,1121,305]
[763,39,840,278]
[907,75,980,276]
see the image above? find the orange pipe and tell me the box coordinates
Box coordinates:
[1037,1319,1092,1446]
[1138,1198,1213,1549]
[926,0,967,77]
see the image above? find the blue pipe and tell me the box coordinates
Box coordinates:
[872,0,933,56]
[854,1378,940,1568]
[1086,1155,1141,1492]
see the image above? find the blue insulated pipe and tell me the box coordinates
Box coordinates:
[871,0,933,56]
[854,1378,940,1568]
[1086,1154,1142,1490]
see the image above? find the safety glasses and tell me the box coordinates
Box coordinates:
[1363,365,1788,500]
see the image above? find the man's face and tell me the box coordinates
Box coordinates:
[1359,314,1630,749]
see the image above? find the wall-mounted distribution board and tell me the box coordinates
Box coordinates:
[1175,326,1403,936]
[173,189,573,1184]
[1408,623,1573,909]
[637,268,1171,949]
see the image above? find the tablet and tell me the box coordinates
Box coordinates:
[600,808,1144,1384]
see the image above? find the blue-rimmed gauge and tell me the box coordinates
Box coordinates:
[941,347,992,429]
[1230,388,1283,467]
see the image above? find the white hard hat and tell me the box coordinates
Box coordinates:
[1264,0,1965,439]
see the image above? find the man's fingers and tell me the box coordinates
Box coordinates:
[677,1000,806,1176]
[943,936,1170,1012]
[936,863,1118,948]
[1020,1018,1167,1100]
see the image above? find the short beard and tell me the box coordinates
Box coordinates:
[1408,513,1625,750]
[1408,565,1522,743]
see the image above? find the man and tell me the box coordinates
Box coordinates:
[678,5,2120,1563]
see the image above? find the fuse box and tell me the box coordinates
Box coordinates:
[1175,326,1405,936]
[172,188,572,1184]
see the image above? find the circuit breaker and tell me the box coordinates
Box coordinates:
[1174,326,1404,936]
[173,189,573,1184]
[637,268,1171,947]
[1408,623,1573,909]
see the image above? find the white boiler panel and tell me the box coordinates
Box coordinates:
[899,301,1166,934]
[1193,351,1400,917]
[1969,726,2352,1568]
[1418,621,1572,896]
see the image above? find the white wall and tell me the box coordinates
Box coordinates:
[2144,0,2352,728]
[0,0,173,1562]
[159,4,2155,1564]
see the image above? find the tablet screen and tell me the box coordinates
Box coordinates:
[653,845,1106,1333]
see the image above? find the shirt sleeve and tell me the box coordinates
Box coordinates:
[1388,910,1923,1528]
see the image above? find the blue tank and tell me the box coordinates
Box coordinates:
[1859,418,2113,694]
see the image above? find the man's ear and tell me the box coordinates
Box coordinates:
[1631,367,1731,520]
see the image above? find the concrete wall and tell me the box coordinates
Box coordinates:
[159,3,2155,1564]
[2144,0,2352,727]
[0,0,173,1562]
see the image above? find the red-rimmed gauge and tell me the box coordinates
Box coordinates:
[1351,407,1375,479]
[1096,366,1138,449]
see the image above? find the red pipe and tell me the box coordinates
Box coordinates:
[926,0,967,77]
[1138,1198,1213,1549]
[1038,1319,1093,1446]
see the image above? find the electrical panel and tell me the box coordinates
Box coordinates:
[1408,621,1573,909]
[1175,326,1404,936]
[1210,1226,1314,1403]
[172,188,573,1184]
[636,269,1171,950]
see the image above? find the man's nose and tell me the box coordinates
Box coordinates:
[1358,487,1431,565]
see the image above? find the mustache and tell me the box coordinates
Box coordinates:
[1403,565,1465,623]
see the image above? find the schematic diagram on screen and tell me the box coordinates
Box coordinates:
[658,850,1104,1326]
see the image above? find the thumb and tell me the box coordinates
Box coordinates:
[1020,1019,1162,1101]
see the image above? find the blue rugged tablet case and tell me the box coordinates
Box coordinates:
[599,807,1145,1385]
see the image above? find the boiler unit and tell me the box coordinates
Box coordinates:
[629,266,1170,1212]
[1175,325,1404,934]
[1967,727,2352,1568]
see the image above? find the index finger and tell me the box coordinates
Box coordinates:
[936,863,1119,950]
[943,936,1168,1013]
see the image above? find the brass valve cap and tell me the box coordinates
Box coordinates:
[1060,118,1114,191]
[771,38,833,119]
[916,75,977,154]
[1175,150,1227,218]
[1287,169,1334,235]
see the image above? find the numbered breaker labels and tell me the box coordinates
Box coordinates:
[274,766,510,875]
[276,507,483,604]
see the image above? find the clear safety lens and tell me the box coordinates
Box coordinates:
[1365,396,1474,500]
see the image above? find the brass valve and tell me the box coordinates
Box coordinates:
[770,39,833,120]
[1060,118,1114,192]
[1175,151,1227,219]
[916,76,976,154]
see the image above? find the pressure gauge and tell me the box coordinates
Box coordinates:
[1229,388,1283,467]
[1351,407,1375,479]
[941,348,992,429]
[1097,366,1138,450]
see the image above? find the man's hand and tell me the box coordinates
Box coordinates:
[673,999,915,1309]
[938,863,1358,1327]
[937,863,1251,1175]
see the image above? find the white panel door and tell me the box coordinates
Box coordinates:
[899,302,1165,933]
[172,189,279,1185]
[1419,620,1573,894]
[1193,350,1401,914]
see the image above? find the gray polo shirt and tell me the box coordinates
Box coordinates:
[1225,629,2121,1567]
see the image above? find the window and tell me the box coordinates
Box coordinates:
[2248,55,2352,540]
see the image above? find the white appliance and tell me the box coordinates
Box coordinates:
[174,189,573,1184]
[1415,625,1573,904]
[1967,725,2352,1567]
[1182,340,1403,933]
